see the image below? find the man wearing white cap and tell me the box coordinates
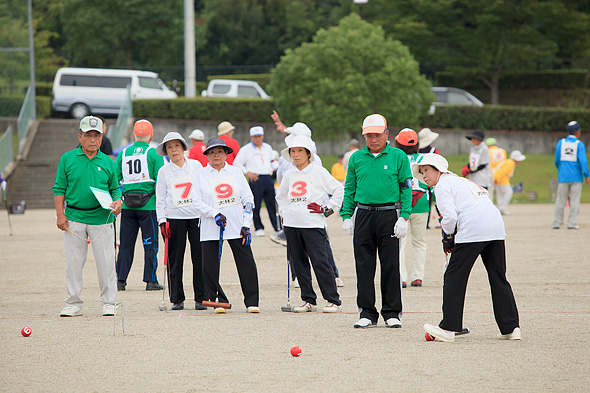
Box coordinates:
[341,113,412,329]
[494,150,526,215]
[115,119,166,291]
[233,126,279,236]
[217,121,240,165]
[188,129,208,167]
[52,115,122,317]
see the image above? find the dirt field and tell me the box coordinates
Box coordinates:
[1,204,589,392]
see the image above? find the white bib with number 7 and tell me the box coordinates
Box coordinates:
[288,172,311,204]
[210,176,238,209]
[170,175,194,208]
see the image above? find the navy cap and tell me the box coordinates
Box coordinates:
[567,121,580,134]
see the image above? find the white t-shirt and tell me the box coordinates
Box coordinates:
[276,163,344,229]
[155,158,203,223]
[193,163,254,241]
[434,173,505,243]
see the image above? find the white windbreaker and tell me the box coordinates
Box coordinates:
[193,163,254,241]
[276,163,344,229]
[155,158,203,223]
[434,173,505,243]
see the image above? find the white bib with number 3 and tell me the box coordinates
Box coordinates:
[289,172,311,204]
[210,176,238,209]
[170,175,194,208]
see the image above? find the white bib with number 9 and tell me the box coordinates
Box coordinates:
[170,175,194,208]
[289,172,310,204]
[210,176,238,208]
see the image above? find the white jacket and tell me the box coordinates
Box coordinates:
[155,159,203,223]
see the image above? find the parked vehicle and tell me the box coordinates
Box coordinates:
[428,87,483,115]
[51,67,178,119]
[201,79,271,99]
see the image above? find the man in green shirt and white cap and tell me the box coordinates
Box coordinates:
[53,115,122,317]
[341,113,412,329]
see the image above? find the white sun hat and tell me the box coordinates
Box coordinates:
[412,153,450,184]
[280,135,316,163]
[509,150,526,162]
[156,132,188,156]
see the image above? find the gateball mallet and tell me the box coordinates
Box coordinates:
[281,259,293,312]
[202,225,232,310]
[159,223,170,312]
[2,189,12,236]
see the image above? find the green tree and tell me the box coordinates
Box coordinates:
[269,14,433,139]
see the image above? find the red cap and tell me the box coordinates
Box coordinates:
[395,128,418,146]
[134,120,153,137]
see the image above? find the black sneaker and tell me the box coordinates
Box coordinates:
[146,281,163,291]
[171,302,184,310]
[195,301,207,311]
[117,281,126,291]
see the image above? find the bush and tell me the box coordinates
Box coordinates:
[133,97,275,122]
[420,105,590,132]
[35,82,53,97]
[0,95,53,118]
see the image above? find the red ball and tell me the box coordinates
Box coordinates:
[290,345,302,357]
[425,332,435,341]
[21,326,32,337]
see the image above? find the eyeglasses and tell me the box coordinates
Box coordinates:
[81,133,102,139]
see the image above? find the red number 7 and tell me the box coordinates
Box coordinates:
[174,182,192,198]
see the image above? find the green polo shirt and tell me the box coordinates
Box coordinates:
[52,147,121,225]
[115,141,165,210]
[341,143,413,220]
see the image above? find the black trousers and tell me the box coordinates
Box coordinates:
[353,208,402,322]
[116,209,159,283]
[439,240,519,334]
[166,218,204,304]
[249,175,278,232]
[284,227,340,305]
[202,238,259,307]
[287,235,339,280]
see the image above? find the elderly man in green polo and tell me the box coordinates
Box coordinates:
[53,115,122,317]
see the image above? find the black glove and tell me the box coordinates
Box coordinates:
[240,227,251,246]
[215,213,227,230]
[442,233,455,253]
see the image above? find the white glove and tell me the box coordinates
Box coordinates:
[393,217,408,238]
[0,180,5,192]
[342,218,354,235]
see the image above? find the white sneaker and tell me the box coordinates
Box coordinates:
[293,302,317,313]
[353,318,376,328]
[424,323,455,342]
[255,229,265,237]
[214,307,226,314]
[498,327,521,340]
[102,304,116,316]
[293,278,300,288]
[335,277,344,287]
[322,303,341,313]
[270,232,287,246]
[385,317,402,328]
[60,305,82,317]
[247,306,260,313]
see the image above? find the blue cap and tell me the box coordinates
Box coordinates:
[567,121,580,134]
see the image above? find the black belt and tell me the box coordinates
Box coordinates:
[67,204,101,211]
[356,202,400,211]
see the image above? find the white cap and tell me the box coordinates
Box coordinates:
[156,132,188,156]
[362,114,387,135]
[510,150,526,162]
[285,122,312,137]
[411,153,451,184]
[280,135,316,163]
[250,126,264,136]
[189,129,205,141]
[79,116,103,133]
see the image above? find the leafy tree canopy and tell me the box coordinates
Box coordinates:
[269,14,434,139]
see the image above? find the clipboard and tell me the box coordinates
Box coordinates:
[89,187,114,210]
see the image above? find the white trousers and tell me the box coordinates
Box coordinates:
[64,220,117,308]
[399,212,428,282]
[496,184,513,213]
[552,182,583,228]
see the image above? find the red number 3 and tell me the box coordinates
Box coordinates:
[174,182,192,198]
[215,183,233,199]
[290,181,307,197]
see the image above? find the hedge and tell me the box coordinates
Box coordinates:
[0,96,52,118]
[133,97,275,122]
[419,105,590,132]
[436,69,590,90]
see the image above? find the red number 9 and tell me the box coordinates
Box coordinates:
[290,181,307,197]
[215,183,233,199]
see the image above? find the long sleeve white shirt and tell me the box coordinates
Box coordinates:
[276,154,323,184]
[468,143,491,188]
[434,173,505,243]
[155,159,203,223]
[192,163,254,241]
[233,141,278,175]
[276,163,344,229]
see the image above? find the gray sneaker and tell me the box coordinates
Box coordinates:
[353,318,377,328]
[60,305,82,317]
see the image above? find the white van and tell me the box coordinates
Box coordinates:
[51,67,178,119]
[201,79,271,99]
